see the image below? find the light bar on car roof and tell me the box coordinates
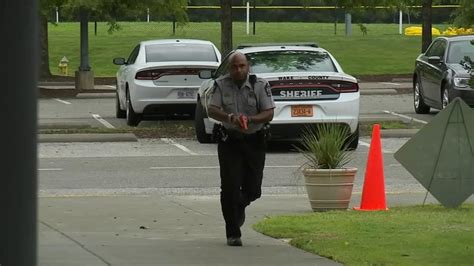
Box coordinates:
[236,42,318,49]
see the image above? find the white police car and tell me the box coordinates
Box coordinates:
[195,43,360,149]
[113,39,221,126]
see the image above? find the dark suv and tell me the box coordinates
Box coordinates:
[413,35,474,113]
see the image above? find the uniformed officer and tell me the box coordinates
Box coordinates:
[208,52,275,246]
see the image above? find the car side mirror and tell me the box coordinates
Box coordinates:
[113,57,126,65]
[199,70,213,79]
[428,56,442,64]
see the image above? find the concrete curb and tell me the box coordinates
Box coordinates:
[76,92,115,99]
[360,89,398,95]
[39,123,92,130]
[380,128,419,138]
[39,133,138,143]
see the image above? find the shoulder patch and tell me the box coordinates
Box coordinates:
[264,83,272,97]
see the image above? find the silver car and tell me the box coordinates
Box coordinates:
[113,39,221,126]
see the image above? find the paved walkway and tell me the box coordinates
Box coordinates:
[38,192,462,266]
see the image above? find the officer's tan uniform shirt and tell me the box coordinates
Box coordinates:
[209,74,275,134]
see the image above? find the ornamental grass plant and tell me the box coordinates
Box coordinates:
[297,124,355,170]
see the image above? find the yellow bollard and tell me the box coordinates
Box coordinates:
[58,56,69,75]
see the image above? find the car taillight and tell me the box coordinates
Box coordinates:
[135,69,209,80]
[330,82,359,93]
[135,70,161,80]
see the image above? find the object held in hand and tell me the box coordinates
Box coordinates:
[239,114,248,130]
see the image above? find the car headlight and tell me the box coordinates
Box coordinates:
[453,77,470,88]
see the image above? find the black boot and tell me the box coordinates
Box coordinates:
[227,237,243,246]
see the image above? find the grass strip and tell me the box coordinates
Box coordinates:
[253,204,474,264]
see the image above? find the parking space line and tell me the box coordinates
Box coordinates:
[106,85,116,89]
[149,165,299,170]
[91,114,115,129]
[359,140,390,154]
[38,168,63,171]
[359,141,371,148]
[383,110,428,124]
[151,166,218,170]
[160,138,198,155]
[54,98,72,105]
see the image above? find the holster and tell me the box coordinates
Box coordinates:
[262,123,271,142]
[212,124,228,142]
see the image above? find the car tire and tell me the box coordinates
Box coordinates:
[116,92,126,119]
[441,85,450,110]
[414,78,430,114]
[194,98,213,143]
[126,91,141,127]
[345,125,359,151]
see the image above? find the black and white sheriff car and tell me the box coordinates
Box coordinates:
[195,43,360,149]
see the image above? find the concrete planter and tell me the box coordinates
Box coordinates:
[303,167,357,211]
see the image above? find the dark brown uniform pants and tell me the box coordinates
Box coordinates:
[217,132,266,238]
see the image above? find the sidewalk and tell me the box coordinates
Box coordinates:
[38,192,465,266]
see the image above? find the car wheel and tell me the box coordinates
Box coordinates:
[345,125,359,151]
[441,86,450,110]
[194,98,213,143]
[116,91,126,118]
[414,79,430,114]
[126,91,141,127]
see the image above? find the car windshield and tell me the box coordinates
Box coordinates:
[145,43,218,62]
[247,50,336,73]
[447,40,474,64]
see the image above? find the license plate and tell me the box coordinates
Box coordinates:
[291,105,313,117]
[177,89,195,99]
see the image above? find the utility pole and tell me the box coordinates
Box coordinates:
[253,0,256,35]
[0,0,39,265]
[334,1,338,35]
[345,12,352,36]
[76,7,94,90]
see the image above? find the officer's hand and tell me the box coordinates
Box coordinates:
[229,115,241,128]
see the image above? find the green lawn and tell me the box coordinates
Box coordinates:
[48,22,452,77]
[253,204,474,265]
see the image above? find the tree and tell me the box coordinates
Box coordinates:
[387,0,435,52]
[39,0,64,79]
[220,0,233,55]
[421,0,432,52]
[454,0,474,27]
[38,0,188,79]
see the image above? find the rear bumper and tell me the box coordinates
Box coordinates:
[271,92,360,133]
[130,80,200,114]
[204,92,360,138]
[143,103,196,116]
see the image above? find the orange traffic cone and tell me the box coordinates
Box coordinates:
[354,124,388,211]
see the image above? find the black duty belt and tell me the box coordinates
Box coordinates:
[226,129,262,141]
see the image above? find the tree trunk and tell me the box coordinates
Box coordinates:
[39,14,52,79]
[421,0,432,53]
[220,0,233,56]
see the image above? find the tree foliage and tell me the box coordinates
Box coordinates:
[454,0,474,27]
